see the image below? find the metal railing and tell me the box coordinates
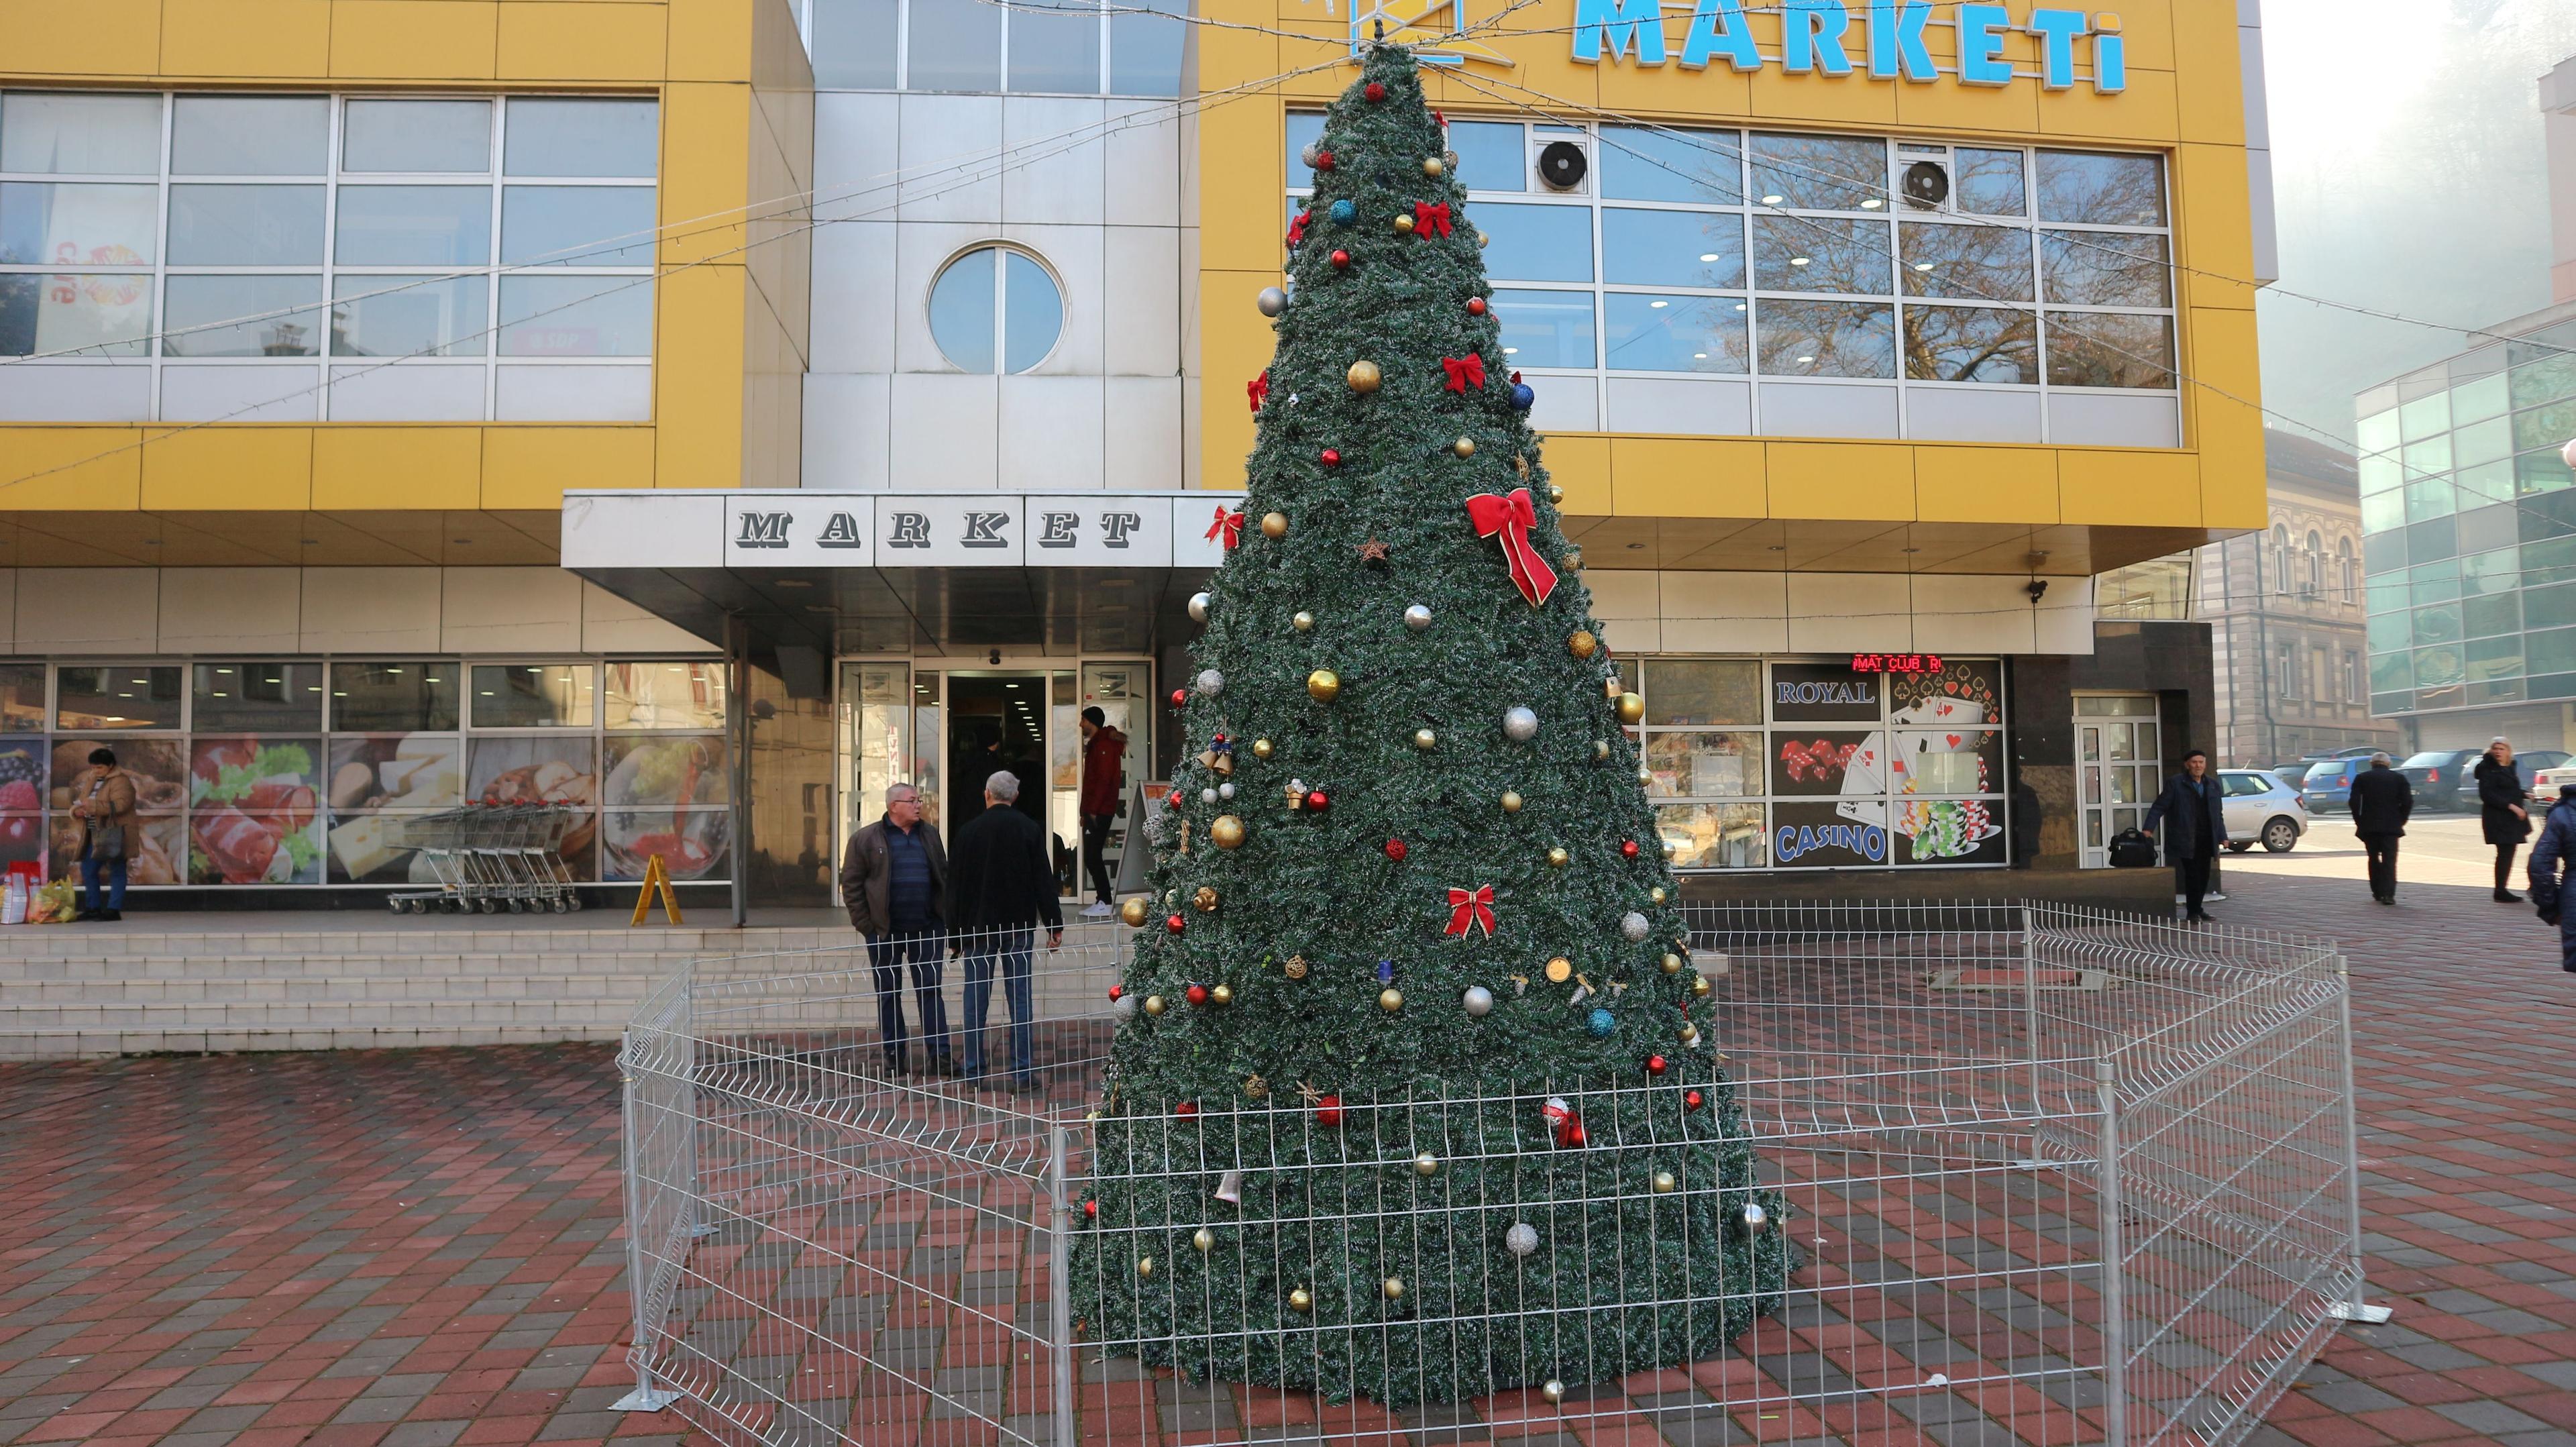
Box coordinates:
[616,902,2375,1446]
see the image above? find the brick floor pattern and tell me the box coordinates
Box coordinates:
[1,870,2573,1447]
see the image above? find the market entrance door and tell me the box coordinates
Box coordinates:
[944,674,1050,837]
[2076,693,2161,869]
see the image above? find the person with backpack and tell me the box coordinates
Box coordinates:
[2526,781,2576,973]
[2143,749,2227,923]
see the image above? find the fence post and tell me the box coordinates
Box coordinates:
[2022,904,2043,1116]
[2324,959,2394,1325]
[2095,1058,2127,1447]
[614,1029,678,1413]
[1050,1122,1077,1447]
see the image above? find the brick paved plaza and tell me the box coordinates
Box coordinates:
[2,863,2572,1447]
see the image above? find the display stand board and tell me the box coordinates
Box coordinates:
[1110,781,1171,896]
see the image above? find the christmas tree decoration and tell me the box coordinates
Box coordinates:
[1196,667,1225,696]
[1693,973,1714,998]
[1189,591,1212,623]
[1301,140,1321,168]
[1685,1089,1706,1111]
[1477,229,1491,248]
[1113,994,1138,1021]
[1738,1201,1770,1232]
[1293,610,1316,632]
[1394,213,1415,235]
[1646,1054,1668,1075]
[1143,994,1165,1016]
[1384,1276,1407,1301]
[1167,912,1187,934]
[1662,952,1684,974]
[1109,983,1125,1002]
[1546,847,1569,869]
[1074,46,1786,1409]
[1548,482,1565,504]
[1414,1151,1440,1175]
[1208,506,1244,550]
[1569,630,1599,659]
[1330,198,1356,225]
[1194,886,1220,912]
[1138,1256,1155,1278]
[1414,728,1438,750]
[1654,1171,1678,1194]
[1193,1227,1216,1253]
[1541,1381,1566,1405]
[1650,886,1669,905]
[1321,447,1342,466]
[1175,1101,1198,1117]
[1348,360,1383,392]
[1423,155,1445,177]
[1616,693,1647,725]
[1621,911,1652,942]
[1263,511,1290,539]
[1085,1199,1100,1219]
[1169,688,1189,710]
[1258,286,1288,317]
[1621,839,1641,859]
[1212,983,1234,1006]
[1509,379,1536,411]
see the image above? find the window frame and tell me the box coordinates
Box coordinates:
[794,0,1187,98]
[0,89,659,421]
[924,241,1065,375]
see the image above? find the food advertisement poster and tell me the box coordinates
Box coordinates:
[189,738,323,885]
[467,737,598,877]
[48,738,188,884]
[325,735,466,883]
[601,735,729,881]
[1,737,42,868]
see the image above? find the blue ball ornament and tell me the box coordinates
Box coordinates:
[1585,1007,1615,1038]
[1509,382,1536,411]
[1330,199,1357,226]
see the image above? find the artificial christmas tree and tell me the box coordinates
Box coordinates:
[1071,45,1794,1407]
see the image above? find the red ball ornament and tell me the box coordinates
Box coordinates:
[1166,913,1187,935]
[1084,1199,1099,1218]
[1315,149,1336,171]
[1108,984,1124,1002]
[1186,983,1209,1006]
[1176,1100,1199,1118]
[1306,790,1330,811]
[1621,839,1641,860]
[1330,249,1352,270]
[1385,839,1407,861]
[1313,1093,1345,1128]
[1170,688,1188,708]
[1646,1054,1668,1076]
[1564,1120,1587,1148]
[1320,447,1342,467]
[1466,296,1487,316]
[1364,81,1386,101]
[1684,1089,1705,1111]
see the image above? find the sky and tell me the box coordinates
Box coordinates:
[2256,0,2576,445]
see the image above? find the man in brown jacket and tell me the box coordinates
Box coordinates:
[839,782,953,1076]
[66,746,138,923]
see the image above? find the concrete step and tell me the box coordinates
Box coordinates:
[10,974,661,1004]
[0,1024,624,1059]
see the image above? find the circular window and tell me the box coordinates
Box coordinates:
[927,245,1063,374]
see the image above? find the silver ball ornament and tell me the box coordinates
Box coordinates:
[1403,603,1432,631]
[1740,1200,1769,1231]
[1113,994,1138,1020]
[1187,591,1212,623]
[1218,782,1235,800]
[1195,668,1224,697]
[1503,706,1539,743]
[1256,286,1287,317]
[1505,1222,1540,1256]
[1621,911,1652,943]
[1300,141,1320,168]
[1199,787,1217,804]
[1541,1380,1566,1405]
[1462,985,1494,1016]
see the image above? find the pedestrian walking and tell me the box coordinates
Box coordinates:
[2347,751,2413,906]
[2475,737,2532,903]
[947,770,1065,1093]
[839,782,955,1077]
[1077,706,1127,918]
[2144,749,2227,923]
[2524,780,2576,972]
[65,747,136,923]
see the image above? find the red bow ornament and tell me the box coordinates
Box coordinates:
[1206,506,1244,551]
[1464,488,1560,607]
[1441,354,1485,392]
[1413,201,1453,238]
[1444,884,1497,938]
[1247,370,1269,413]
[1287,210,1311,246]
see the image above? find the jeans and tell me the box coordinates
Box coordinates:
[2174,856,2212,915]
[961,925,1036,1082]
[2363,835,2400,900]
[1081,814,1115,903]
[80,854,127,912]
[865,927,950,1069]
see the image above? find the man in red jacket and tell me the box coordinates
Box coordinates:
[1077,706,1126,917]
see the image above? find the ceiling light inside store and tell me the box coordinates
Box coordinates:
[1860,198,1882,209]
[1693,352,1707,359]
[1761,195,1782,205]
[1649,299,1668,309]
[1789,256,1810,266]
[1797,356,1813,364]
[1914,261,1935,271]
[1699,252,1720,262]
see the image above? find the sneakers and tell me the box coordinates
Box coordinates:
[1081,900,1115,918]
[2205,891,2228,902]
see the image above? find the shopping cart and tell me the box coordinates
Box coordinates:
[386,802,585,914]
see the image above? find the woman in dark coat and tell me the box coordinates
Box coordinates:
[2143,749,2227,923]
[2475,737,2532,904]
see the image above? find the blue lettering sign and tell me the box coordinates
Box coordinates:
[1866,0,1934,81]
[1680,0,1760,71]
[1782,0,1854,74]
[1956,3,2013,85]
[1570,0,1666,66]
[1774,822,1889,863]
[1570,0,2127,93]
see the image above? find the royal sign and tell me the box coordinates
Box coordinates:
[1570,0,2126,94]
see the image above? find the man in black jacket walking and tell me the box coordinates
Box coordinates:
[947,770,1065,1092]
[2144,749,2228,922]
[2347,751,2414,906]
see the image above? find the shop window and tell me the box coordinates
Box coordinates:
[329,661,460,732]
[606,662,729,730]
[471,663,597,729]
[343,99,492,174]
[54,665,182,731]
[0,663,43,732]
[808,0,1185,96]
[191,662,324,733]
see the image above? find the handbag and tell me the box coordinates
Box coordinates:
[2107,827,2157,869]
[82,777,127,862]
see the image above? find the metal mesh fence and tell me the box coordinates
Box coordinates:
[616,902,2371,1447]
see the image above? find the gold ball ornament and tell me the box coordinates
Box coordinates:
[1252,738,1275,760]
[1283,955,1309,980]
[1211,815,1246,850]
[1692,973,1713,998]
[1477,230,1491,249]
[1383,1276,1405,1301]
[1292,610,1314,632]
[1379,987,1403,1012]
[1654,1171,1677,1194]
[1545,956,1572,983]
[1119,898,1150,928]
[1541,1380,1566,1405]
[1413,728,1437,751]
[1261,511,1289,540]
[1662,952,1684,975]
[1393,212,1415,235]
[1650,886,1668,905]
[1347,360,1383,394]
[1548,483,1565,504]
[1568,630,1599,659]
[1422,156,1445,178]
[1194,885,1219,912]
[1679,1022,1702,1044]
[1210,983,1233,1006]
[1637,765,1655,787]
[1193,1228,1215,1253]
[1307,669,1342,703]
[1244,1076,1268,1098]
[1452,436,1476,458]
[1615,693,1647,726]
[1546,847,1569,869]
[1593,740,1612,761]
[1144,994,1167,1016]
[1289,1287,1313,1313]
[1501,790,1524,813]
[1138,1256,1155,1278]
[1414,1152,1439,1176]
[1663,840,1680,860]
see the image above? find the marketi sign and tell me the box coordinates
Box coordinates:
[1570,0,2127,93]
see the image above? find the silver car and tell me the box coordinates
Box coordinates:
[2218,769,2307,853]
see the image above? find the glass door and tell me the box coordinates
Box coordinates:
[2076,693,2160,868]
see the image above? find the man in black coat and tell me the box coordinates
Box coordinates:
[2144,749,2228,922]
[947,770,1065,1092]
[2347,751,2414,906]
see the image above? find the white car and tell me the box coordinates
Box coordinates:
[2534,761,2576,799]
[2217,769,2307,853]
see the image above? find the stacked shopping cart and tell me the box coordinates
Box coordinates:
[388,802,586,914]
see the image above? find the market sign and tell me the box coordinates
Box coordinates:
[1570,0,2127,93]
[560,490,1245,572]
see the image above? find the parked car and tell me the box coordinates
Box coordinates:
[2396,749,2485,809]
[2447,749,2568,811]
[2218,769,2306,853]
[2299,758,2365,816]
[2533,759,2576,797]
